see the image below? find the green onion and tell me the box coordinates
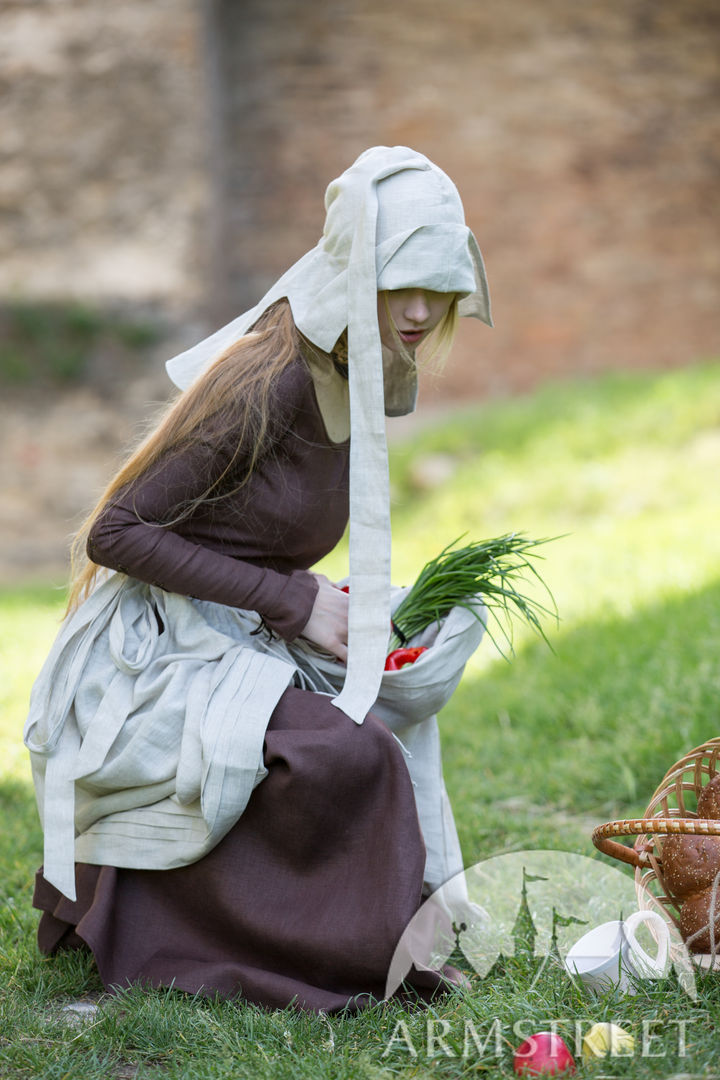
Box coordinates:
[389,533,560,656]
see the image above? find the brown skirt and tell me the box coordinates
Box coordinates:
[33,686,446,1012]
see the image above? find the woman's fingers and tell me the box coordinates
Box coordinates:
[299,574,349,662]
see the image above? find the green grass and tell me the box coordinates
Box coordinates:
[2,361,720,1077]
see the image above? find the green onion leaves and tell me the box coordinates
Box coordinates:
[389,533,560,657]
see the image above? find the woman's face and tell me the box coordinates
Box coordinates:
[377,289,455,351]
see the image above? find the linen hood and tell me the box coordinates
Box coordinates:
[165,146,492,723]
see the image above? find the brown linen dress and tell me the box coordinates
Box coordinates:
[32,353,445,1011]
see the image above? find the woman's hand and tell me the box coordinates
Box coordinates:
[299,574,349,663]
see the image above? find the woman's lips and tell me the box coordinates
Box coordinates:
[398,329,425,345]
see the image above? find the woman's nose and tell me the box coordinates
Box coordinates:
[404,290,430,325]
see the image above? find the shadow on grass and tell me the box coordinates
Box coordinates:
[445,577,720,829]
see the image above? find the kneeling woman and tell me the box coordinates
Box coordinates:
[25,146,492,1012]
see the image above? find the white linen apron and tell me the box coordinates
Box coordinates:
[24,574,485,901]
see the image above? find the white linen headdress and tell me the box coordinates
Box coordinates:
[166,146,492,723]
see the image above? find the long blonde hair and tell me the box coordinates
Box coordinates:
[66,299,299,613]
[417,296,459,370]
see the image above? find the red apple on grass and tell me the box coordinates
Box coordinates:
[513,1032,576,1076]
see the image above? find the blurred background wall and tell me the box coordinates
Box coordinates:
[1,0,718,579]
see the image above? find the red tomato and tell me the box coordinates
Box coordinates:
[513,1032,576,1076]
[384,647,428,671]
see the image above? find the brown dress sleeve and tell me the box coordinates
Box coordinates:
[86,371,320,642]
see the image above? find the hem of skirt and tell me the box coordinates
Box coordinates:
[35,904,456,1013]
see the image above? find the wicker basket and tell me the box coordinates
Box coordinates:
[592,737,720,968]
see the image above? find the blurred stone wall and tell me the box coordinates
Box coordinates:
[203,0,720,397]
[0,0,207,307]
[1,0,718,396]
